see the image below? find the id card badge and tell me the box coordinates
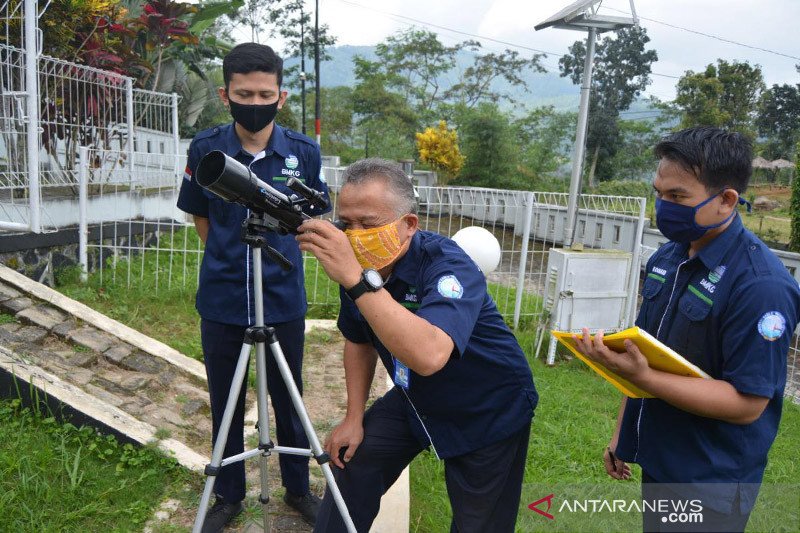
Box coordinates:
[393,358,410,389]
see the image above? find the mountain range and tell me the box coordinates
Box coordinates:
[285,44,584,111]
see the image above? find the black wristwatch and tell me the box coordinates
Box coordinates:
[345,269,384,301]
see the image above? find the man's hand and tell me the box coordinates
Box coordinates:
[296,219,362,289]
[324,417,365,469]
[603,446,631,480]
[572,328,651,383]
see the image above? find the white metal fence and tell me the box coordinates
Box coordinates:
[75,167,648,331]
[0,40,179,232]
[67,164,800,402]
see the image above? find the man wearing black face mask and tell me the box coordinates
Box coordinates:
[177,43,330,532]
[572,127,800,533]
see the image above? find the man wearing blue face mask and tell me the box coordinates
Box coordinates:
[573,127,800,532]
[177,43,330,532]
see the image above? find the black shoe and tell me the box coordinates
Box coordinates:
[284,491,322,525]
[201,497,244,533]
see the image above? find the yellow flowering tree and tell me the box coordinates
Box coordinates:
[415,120,465,183]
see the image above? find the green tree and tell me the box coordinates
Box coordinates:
[674,69,728,127]
[220,0,278,43]
[363,28,541,124]
[559,25,657,183]
[374,29,462,119]
[513,106,576,180]
[350,56,419,161]
[445,45,544,108]
[272,0,337,90]
[607,118,665,181]
[674,60,765,136]
[453,103,519,189]
[756,84,800,159]
[358,116,416,161]
[280,86,357,160]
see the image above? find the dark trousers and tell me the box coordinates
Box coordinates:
[201,317,310,503]
[314,388,531,533]
[641,471,752,533]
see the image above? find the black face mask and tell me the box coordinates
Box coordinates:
[228,97,279,133]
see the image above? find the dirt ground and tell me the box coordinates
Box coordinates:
[150,326,389,532]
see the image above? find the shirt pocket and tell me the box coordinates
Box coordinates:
[673,290,712,360]
[638,277,664,327]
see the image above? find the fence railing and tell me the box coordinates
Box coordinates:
[66,158,800,402]
[0,42,179,232]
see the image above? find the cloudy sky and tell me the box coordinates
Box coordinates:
[314,0,799,102]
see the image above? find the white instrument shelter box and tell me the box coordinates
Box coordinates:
[543,248,633,364]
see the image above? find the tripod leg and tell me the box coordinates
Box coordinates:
[265,333,358,533]
[192,342,253,533]
[254,339,271,533]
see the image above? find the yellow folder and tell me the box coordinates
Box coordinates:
[551,326,712,398]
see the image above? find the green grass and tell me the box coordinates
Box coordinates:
[742,212,792,245]
[409,330,800,532]
[50,225,800,531]
[0,397,192,532]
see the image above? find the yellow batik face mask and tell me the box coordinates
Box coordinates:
[345,218,404,270]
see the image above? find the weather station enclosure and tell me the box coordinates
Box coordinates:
[543,248,633,365]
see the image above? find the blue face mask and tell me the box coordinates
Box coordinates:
[655,192,742,243]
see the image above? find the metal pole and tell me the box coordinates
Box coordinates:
[126,78,135,188]
[172,92,180,180]
[251,245,272,533]
[626,197,647,326]
[564,27,596,247]
[300,5,307,135]
[314,0,321,146]
[24,0,40,233]
[513,192,534,329]
[629,0,640,25]
[79,147,89,283]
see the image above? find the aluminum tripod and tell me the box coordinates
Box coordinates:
[192,215,356,532]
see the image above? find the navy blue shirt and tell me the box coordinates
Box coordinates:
[616,214,800,512]
[337,231,538,459]
[177,123,330,326]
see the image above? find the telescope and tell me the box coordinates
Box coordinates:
[194,150,329,235]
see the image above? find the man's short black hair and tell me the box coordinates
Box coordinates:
[654,126,753,193]
[223,43,283,89]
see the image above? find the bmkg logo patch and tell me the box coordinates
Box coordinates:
[437,275,463,299]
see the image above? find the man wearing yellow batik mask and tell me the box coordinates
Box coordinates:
[296,158,537,533]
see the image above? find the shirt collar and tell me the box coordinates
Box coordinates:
[692,214,745,270]
[386,231,422,286]
[222,122,290,159]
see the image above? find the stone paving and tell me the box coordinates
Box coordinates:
[0,280,214,451]
[0,273,400,532]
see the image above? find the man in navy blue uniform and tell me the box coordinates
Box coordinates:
[574,127,800,532]
[295,158,538,532]
[176,43,329,532]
